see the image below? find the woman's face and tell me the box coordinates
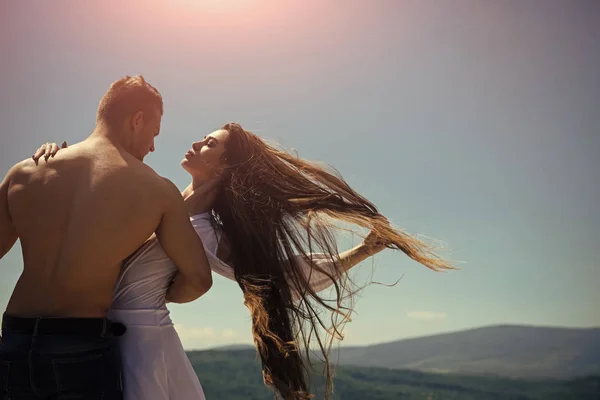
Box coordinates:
[181,129,231,179]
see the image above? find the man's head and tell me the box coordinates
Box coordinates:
[97,75,163,161]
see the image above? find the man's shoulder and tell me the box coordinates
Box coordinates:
[158,177,183,202]
[0,159,41,195]
[160,177,180,192]
[5,159,36,179]
[122,160,164,185]
[117,161,179,199]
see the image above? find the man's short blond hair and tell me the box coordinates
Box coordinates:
[96,75,163,126]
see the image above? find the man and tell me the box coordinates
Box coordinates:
[0,76,213,399]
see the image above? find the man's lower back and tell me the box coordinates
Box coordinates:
[0,314,125,399]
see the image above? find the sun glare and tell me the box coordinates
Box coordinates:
[173,0,252,12]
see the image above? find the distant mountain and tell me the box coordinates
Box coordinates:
[331,325,600,379]
[208,344,254,351]
[203,325,600,380]
[187,349,600,399]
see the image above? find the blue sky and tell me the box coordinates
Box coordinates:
[1,0,598,349]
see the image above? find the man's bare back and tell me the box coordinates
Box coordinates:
[4,139,162,317]
[1,136,212,318]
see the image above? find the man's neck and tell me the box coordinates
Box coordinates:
[88,123,127,150]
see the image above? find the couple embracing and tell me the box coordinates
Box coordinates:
[0,75,453,400]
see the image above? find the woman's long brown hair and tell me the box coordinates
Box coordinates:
[211,123,454,399]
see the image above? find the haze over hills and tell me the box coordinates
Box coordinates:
[207,325,600,380]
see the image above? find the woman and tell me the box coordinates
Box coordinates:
[35,123,454,400]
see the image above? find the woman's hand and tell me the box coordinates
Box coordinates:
[182,176,223,215]
[335,228,389,273]
[362,230,388,256]
[32,141,68,164]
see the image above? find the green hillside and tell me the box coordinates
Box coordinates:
[187,349,600,399]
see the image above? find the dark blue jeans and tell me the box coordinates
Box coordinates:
[0,328,123,399]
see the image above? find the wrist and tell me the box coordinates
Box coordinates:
[361,242,385,256]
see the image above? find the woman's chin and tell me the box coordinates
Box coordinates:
[180,158,192,172]
[180,160,201,178]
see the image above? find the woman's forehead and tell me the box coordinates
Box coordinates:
[207,129,230,142]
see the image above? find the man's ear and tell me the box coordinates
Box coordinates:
[131,110,145,134]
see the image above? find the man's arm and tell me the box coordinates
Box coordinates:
[0,165,19,259]
[156,179,213,303]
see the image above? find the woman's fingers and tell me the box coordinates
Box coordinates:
[32,144,47,164]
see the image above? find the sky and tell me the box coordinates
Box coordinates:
[1,0,598,350]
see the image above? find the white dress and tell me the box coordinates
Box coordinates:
[107,212,339,400]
